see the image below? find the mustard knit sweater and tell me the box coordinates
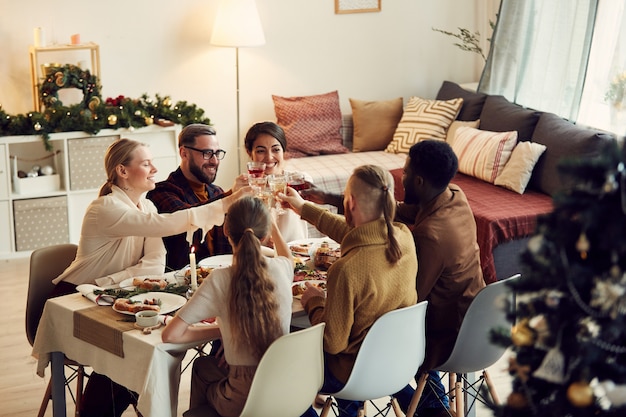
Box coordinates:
[301,203,418,383]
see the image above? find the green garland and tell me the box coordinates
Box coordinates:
[40,64,102,109]
[0,65,211,151]
[0,94,211,151]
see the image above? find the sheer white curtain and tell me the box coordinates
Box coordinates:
[479,0,598,121]
[578,0,626,135]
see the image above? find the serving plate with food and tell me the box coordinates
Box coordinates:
[288,238,340,269]
[112,292,187,315]
[118,275,176,291]
[291,280,327,299]
[174,265,215,286]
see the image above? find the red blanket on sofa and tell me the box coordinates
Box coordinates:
[390,170,554,284]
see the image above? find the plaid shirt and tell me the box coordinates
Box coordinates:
[146,167,232,271]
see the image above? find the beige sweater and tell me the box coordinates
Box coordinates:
[302,203,418,383]
[54,185,225,287]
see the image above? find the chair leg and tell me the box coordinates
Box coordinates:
[74,365,85,417]
[320,396,334,417]
[37,379,52,417]
[406,372,428,417]
[483,370,500,405]
[454,374,464,417]
[391,397,404,417]
[448,373,456,414]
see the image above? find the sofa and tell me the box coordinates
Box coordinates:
[279,83,618,283]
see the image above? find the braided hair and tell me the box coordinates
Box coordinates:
[351,165,401,264]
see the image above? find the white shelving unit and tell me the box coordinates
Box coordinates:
[0,125,181,259]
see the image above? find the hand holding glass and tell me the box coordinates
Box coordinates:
[267,173,288,214]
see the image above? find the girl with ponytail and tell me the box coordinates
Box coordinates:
[162,196,294,417]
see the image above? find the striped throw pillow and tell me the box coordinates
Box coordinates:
[451,126,518,183]
[385,96,462,154]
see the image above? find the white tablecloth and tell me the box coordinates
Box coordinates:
[32,293,201,417]
[32,291,307,416]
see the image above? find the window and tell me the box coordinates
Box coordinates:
[480,0,626,137]
[578,0,626,135]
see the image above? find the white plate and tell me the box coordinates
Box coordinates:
[198,254,233,268]
[113,292,187,315]
[118,275,175,290]
[291,280,327,299]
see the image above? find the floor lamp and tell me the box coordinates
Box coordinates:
[210,0,265,174]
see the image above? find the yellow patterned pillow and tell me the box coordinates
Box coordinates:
[451,126,518,183]
[386,96,462,154]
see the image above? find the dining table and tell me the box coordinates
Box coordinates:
[30,243,337,417]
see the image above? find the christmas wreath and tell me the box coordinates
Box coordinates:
[39,64,102,110]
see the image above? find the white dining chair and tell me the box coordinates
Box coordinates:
[184,322,325,417]
[320,301,429,417]
[406,274,521,417]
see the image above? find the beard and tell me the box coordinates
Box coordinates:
[344,204,354,227]
[402,180,419,205]
[403,188,419,205]
[190,159,217,184]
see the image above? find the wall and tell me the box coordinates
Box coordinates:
[0,0,494,185]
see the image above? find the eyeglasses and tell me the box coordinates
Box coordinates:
[184,146,227,160]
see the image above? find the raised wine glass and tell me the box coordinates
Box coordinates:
[267,173,288,214]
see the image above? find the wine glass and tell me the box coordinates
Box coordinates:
[267,173,288,214]
[287,171,310,194]
[247,161,266,194]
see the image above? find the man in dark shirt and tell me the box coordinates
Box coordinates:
[147,124,245,270]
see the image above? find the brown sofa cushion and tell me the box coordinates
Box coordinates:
[436,80,487,121]
[529,112,617,195]
[479,95,541,142]
[349,97,403,152]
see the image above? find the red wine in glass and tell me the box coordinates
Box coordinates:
[288,172,309,192]
[288,179,309,192]
[248,167,264,178]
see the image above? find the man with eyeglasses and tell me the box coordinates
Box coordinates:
[147,123,246,270]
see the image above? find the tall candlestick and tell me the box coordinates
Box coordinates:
[190,248,197,291]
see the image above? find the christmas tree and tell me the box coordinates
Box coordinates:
[491,140,626,416]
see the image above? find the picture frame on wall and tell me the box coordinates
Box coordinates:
[335,0,381,14]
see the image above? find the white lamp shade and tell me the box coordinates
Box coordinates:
[210,0,266,47]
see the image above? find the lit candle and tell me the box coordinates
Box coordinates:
[190,247,197,291]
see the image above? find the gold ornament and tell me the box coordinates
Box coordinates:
[144,116,153,126]
[567,381,594,407]
[508,357,531,382]
[107,114,118,125]
[512,319,536,346]
[576,232,590,260]
[163,97,172,107]
[506,392,528,409]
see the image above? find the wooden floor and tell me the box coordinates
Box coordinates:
[0,255,511,417]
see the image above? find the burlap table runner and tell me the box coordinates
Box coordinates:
[73,306,135,357]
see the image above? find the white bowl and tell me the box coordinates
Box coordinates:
[135,310,159,327]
